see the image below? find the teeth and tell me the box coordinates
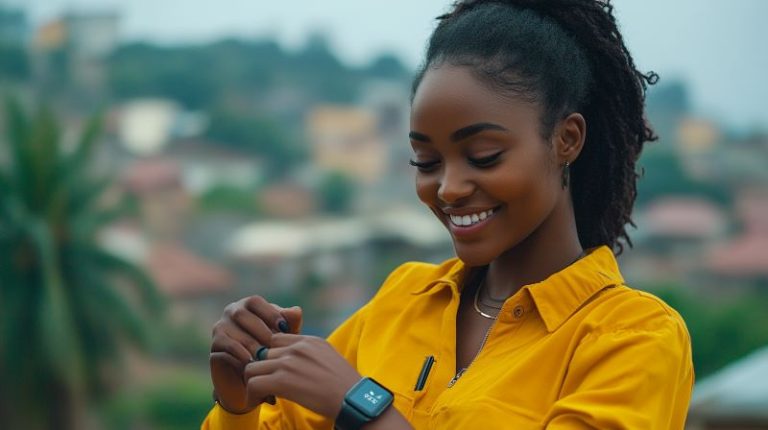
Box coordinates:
[448,209,495,227]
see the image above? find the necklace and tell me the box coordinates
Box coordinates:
[472,280,497,320]
[471,250,588,320]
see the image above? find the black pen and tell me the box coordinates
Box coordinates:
[414,355,435,391]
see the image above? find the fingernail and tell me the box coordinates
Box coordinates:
[266,395,276,405]
[278,320,290,333]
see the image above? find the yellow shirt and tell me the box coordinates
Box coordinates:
[201,245,694,429]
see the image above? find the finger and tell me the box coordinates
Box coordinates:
[244,296,290,333]
[210,351,245,371]
[280,306,303,334]
[270,332,305,348]
[224,301,275,344]
[246,374,281,408]
[222,325,265,359]
[211,335,253,365]
[244,357,282,380]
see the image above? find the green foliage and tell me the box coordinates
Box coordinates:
[0,98,165,429]
[318,171,355,215]
[205,108,304,172]
[646,285,768,378]
[0,43,29,80]
[636,146,731,207]
[103,373,212,430]
[198,184,261,216]
[108,37,401,109]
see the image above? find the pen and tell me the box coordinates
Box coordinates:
[414,355,435,391]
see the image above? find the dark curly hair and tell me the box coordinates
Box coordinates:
[411,0,658,255]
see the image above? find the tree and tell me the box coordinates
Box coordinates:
[0,99,164,429]
[318,171,355,214]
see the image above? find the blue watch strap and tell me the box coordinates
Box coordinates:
[335,400,372,430]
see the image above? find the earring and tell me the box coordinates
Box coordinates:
[561,161,570,189]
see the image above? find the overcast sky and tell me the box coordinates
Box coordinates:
[12,0,768,130]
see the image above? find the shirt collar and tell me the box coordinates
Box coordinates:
[526,245,625,332]
[411,245,625,332]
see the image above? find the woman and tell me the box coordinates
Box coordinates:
[202,0,694,428]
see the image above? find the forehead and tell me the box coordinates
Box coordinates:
[410,65,542,133]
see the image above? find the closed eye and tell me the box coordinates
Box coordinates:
[409,159,440,172]
[468,152,503,168]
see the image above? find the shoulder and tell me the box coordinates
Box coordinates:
[581,285,691,344]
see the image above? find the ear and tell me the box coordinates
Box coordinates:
[553,112,586,163]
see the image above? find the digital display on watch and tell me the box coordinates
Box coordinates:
[346,378,394,417]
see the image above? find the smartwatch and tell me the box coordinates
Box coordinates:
[334,377,394,430]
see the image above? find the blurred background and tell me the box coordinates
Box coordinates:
[0,0,766,429]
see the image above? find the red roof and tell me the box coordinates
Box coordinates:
[122,158,182,195]
[147,243,232,298]
[642,197,726,238]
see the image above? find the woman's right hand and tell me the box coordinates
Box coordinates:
[209,295,303,413]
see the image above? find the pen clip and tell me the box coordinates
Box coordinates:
[414,355,435,391]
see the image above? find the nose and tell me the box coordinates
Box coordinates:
[437,165,475,204]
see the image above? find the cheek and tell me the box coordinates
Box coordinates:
[414,174,438,204]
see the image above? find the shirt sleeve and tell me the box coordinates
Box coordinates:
[199,303,370,430]
[543,321,694,429]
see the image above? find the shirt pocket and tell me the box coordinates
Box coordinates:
[429,396,543,430]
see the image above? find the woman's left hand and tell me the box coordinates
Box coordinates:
[243,332,362,418]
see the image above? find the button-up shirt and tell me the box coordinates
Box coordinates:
[202,245,694,429]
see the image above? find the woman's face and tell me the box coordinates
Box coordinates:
[410,65,564,267]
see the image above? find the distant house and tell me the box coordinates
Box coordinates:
[706,189,768,286]
[0,7,28,46]
[225,207,450,330]
[121,158,190,240]
[100,222,234,331]
[306,105,388,185]
[687,345,768,429]
[622,196,727,285]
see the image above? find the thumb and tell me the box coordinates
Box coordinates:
[279,305,303,334]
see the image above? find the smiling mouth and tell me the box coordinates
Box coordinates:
[447,208,496,227]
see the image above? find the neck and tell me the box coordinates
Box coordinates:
[483,196,584,300]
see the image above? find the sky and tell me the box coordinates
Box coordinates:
[11,0,768,130]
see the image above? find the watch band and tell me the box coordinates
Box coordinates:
[334,400,372,430]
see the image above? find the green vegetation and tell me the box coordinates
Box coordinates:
[104,373,212,430]
[108,38,410,109]
[198,184,262,216]
[636,145,731,207]
[205,107,304,173]
[0,99,164,429]
[318,171,356,215]
[646,284,768,378]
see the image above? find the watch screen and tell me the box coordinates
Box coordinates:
[347,378,394,417]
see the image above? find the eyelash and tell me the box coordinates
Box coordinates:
[408,152,503,172]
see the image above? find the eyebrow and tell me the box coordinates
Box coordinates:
[409,122,509,143]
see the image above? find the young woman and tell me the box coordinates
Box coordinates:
[202,1,694,428]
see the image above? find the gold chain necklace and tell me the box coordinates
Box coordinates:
[472,280,497,320]
[471,250,588,320]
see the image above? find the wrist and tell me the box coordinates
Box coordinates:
[213,391,256,415]
[335,377,394,430]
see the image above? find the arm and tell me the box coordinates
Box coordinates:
[544,322,694,429]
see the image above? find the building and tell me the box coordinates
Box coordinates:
[306,105,389,185]
[0,7,28,46]
[687,345,768,429]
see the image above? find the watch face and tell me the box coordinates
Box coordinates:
[346,378,394,417]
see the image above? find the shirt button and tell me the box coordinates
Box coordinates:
[513,305,525,319]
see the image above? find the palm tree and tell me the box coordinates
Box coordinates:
[0,98,165,429]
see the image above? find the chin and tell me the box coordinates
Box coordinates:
[452,242,496,268]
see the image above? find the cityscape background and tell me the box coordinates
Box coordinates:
[0,1,766,429]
